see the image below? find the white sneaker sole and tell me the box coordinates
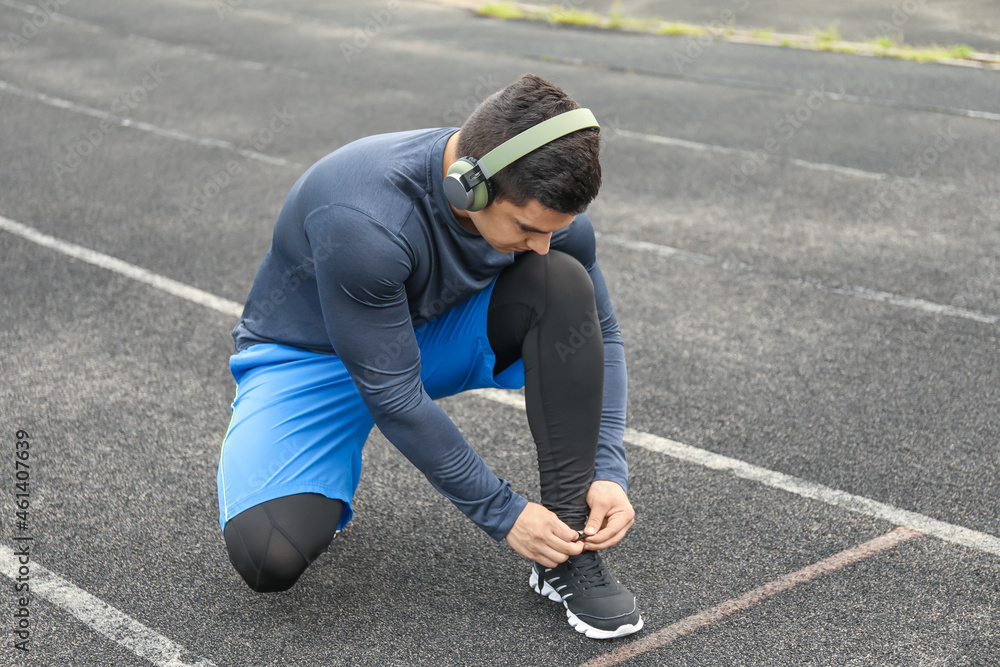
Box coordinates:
[529,569,644,640]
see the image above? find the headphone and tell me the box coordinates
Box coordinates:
[443,107,600,212]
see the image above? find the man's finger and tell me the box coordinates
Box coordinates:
[583,512,633,550]
[583,507,607,535]
[533,544,568,568]
[554,521,583,543]
[584,502,610,537]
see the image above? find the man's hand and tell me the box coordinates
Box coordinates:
[505,502,585,568]
[581,480,635,551]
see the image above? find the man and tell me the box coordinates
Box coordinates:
[217,73,642,639]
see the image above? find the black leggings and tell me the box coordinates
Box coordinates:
[487,250,603,529]
[224,493,343,593]
[224,250,603,592]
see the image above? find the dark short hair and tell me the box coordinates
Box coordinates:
[456,73,601,215]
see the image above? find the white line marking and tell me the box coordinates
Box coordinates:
[821,282,1000,326]
[0,77,957,193]
[9,81,974,326]
[3,75,989,329]
[471,388,1000,558]
[0,216,244,317]
[0,547,216,667]
[0,80,306,171]
[0,0,311,79]
[593,231,717,266]
[581,527,924,667]
[615,128,906,182]
[4,76,985,327]
[14,208,985,338]
[594,232,1000,327]
[823,90,1000,122]
[511,49,1000,122]
[0,0,101,32]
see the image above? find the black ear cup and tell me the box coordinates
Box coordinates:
[444,157,493,212]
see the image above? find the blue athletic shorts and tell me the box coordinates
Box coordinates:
[217,278,526,531]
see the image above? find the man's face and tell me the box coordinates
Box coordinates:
[466,198,576,255]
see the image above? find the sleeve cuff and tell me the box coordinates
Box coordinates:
[488,491,530,541]
[592,471,629,494]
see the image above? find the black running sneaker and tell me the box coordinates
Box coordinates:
[530,551,643,639]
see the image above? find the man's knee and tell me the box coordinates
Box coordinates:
[222,494,343,593]
[225,524,309,593]
[546,250,595,301]
[503,249,594,305]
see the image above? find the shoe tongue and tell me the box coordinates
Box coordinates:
[571,552,609,589]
